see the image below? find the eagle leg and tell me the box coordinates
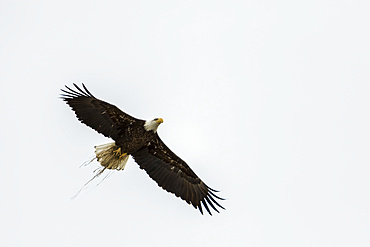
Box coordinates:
[113,147,122,156]
[113,147,127,159]
[119,152,127,158]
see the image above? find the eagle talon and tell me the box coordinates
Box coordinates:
[113,147,122,156]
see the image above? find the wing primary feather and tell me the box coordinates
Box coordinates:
[73,83,90,97]
[205,196,220,213]
[60,93,75,99]
[198,203,204,215]
[206,185,220,193]
[208,194,225,210]
[209,190,225,200]
[82,83,95,97]
[64,85,82,96]
[61,88,81,97]
[202,199,212,215]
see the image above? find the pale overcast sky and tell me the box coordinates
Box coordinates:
[1,1,369,246]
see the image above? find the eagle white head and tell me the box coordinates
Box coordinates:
[144,118,163,132]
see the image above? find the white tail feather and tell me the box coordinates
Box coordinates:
[71,142,129,199]
[94,142,129,170]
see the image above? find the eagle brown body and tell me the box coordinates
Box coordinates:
[61,84,224,215]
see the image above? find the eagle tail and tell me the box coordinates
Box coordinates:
[94,142,129,170]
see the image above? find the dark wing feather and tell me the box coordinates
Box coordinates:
[131,135,225,215]
[61,83,144,140]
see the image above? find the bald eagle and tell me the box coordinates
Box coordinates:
[61,84,224,215]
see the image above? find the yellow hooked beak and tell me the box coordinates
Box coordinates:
[156,118,164,124]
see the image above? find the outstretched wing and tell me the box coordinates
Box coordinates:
[61,83,144,141]
[131,135,225,215]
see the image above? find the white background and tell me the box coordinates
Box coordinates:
[1,1,369,246]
